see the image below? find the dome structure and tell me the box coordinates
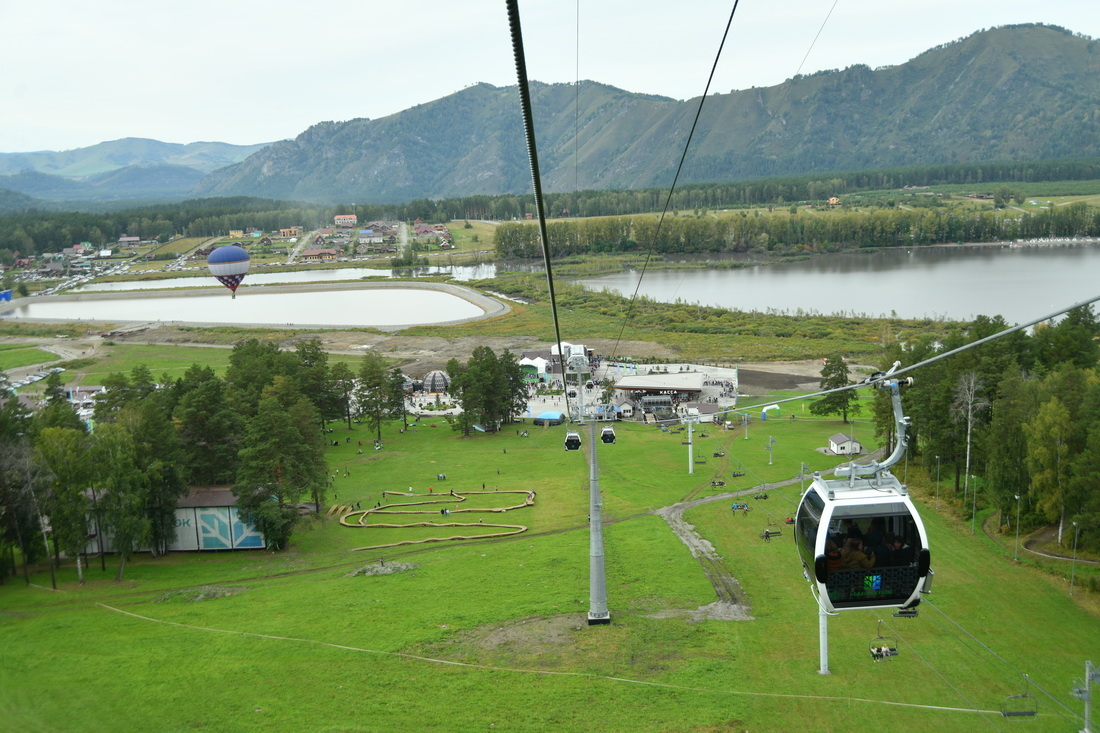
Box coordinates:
[422,370,451,393]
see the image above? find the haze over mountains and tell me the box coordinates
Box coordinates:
[2,24,1096,208]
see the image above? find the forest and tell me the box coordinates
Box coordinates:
[865,307,1099,553]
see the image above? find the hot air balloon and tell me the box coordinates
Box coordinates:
[207,245,251,298]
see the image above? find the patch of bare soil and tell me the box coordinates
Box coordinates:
[454,615,586,652]
[154,586,246,602]
[346,561,417,577]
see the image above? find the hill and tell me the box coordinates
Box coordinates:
[0,138,269,204]
[193,23,1100,203]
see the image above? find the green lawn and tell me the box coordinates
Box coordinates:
[75,343,237,382]
[0,414,1094,731]
[0,346,56,371]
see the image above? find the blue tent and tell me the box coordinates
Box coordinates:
[533,411,565,426]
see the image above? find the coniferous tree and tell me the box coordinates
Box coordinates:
[809,357,861,424]
[234,379,326,549]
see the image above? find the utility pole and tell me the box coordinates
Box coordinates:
[1071,660,1098,733]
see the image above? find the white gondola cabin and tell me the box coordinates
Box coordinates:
[600,426,616,444]
[794,375,932,613]
[564,431,582,451]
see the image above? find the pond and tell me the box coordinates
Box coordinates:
[1,283,499,330]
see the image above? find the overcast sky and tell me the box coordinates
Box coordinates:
[1,0,1095,152]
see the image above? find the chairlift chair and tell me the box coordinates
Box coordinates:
[1001,676,1038,718]
[564,431,582,451]
[869,621,898,662]
[600,426,616,444]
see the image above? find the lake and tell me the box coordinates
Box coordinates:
[76,263,498,292]
[1,283,499,330]
[579,242,1100,324]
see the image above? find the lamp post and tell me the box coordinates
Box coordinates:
[935,455,941,512]
[971,482,978,535]
[1070,521,1081,597]
[1013,494,1021,563]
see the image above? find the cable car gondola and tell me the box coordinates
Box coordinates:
[600,426,616,444]
[794,376,932,613]
[564,431,582,451]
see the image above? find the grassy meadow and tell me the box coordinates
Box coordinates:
[1,405,1096,732]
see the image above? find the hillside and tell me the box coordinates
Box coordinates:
[194,23,1100,203]
[0,139,269,204]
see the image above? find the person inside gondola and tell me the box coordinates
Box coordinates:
[824,540,843,571]
[867,530,893,569]
[841,538,876,569]
[842,518,863,542]
[863,517,886,548]
[891,535,915,565]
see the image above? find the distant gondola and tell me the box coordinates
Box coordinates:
[564,431,582,451]
[600,426,616,444]
[794,376,932,613]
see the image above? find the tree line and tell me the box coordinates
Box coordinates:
[4,157,1099,263]
[493,203,1100,257]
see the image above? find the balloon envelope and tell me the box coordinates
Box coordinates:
[207,245,251,294]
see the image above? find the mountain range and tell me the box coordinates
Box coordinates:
[2,23,1097,208]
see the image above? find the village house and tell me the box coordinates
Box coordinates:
[334,214,358,227]
[828,433,863,455]
[300,248,337,262]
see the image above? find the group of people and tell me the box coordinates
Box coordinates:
[824,517,915,570]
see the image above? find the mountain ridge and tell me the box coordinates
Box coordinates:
[193,24,1100,203]
[2,23,1096,206]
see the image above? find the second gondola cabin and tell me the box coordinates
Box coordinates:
[564,431,582,451]
[795,471,931,613]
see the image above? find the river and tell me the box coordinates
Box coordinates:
[580,242,1100,324]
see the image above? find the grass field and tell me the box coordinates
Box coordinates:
[1,406,1095,731]
[0,346,56,371]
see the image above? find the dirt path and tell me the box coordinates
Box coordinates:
[650,476,804,622]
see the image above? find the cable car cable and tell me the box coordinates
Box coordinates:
[506,0,575,419]
[924,599,1085,724]
[608,1,741,364]
[697,291,1100,427]
[872,617,1004,730]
